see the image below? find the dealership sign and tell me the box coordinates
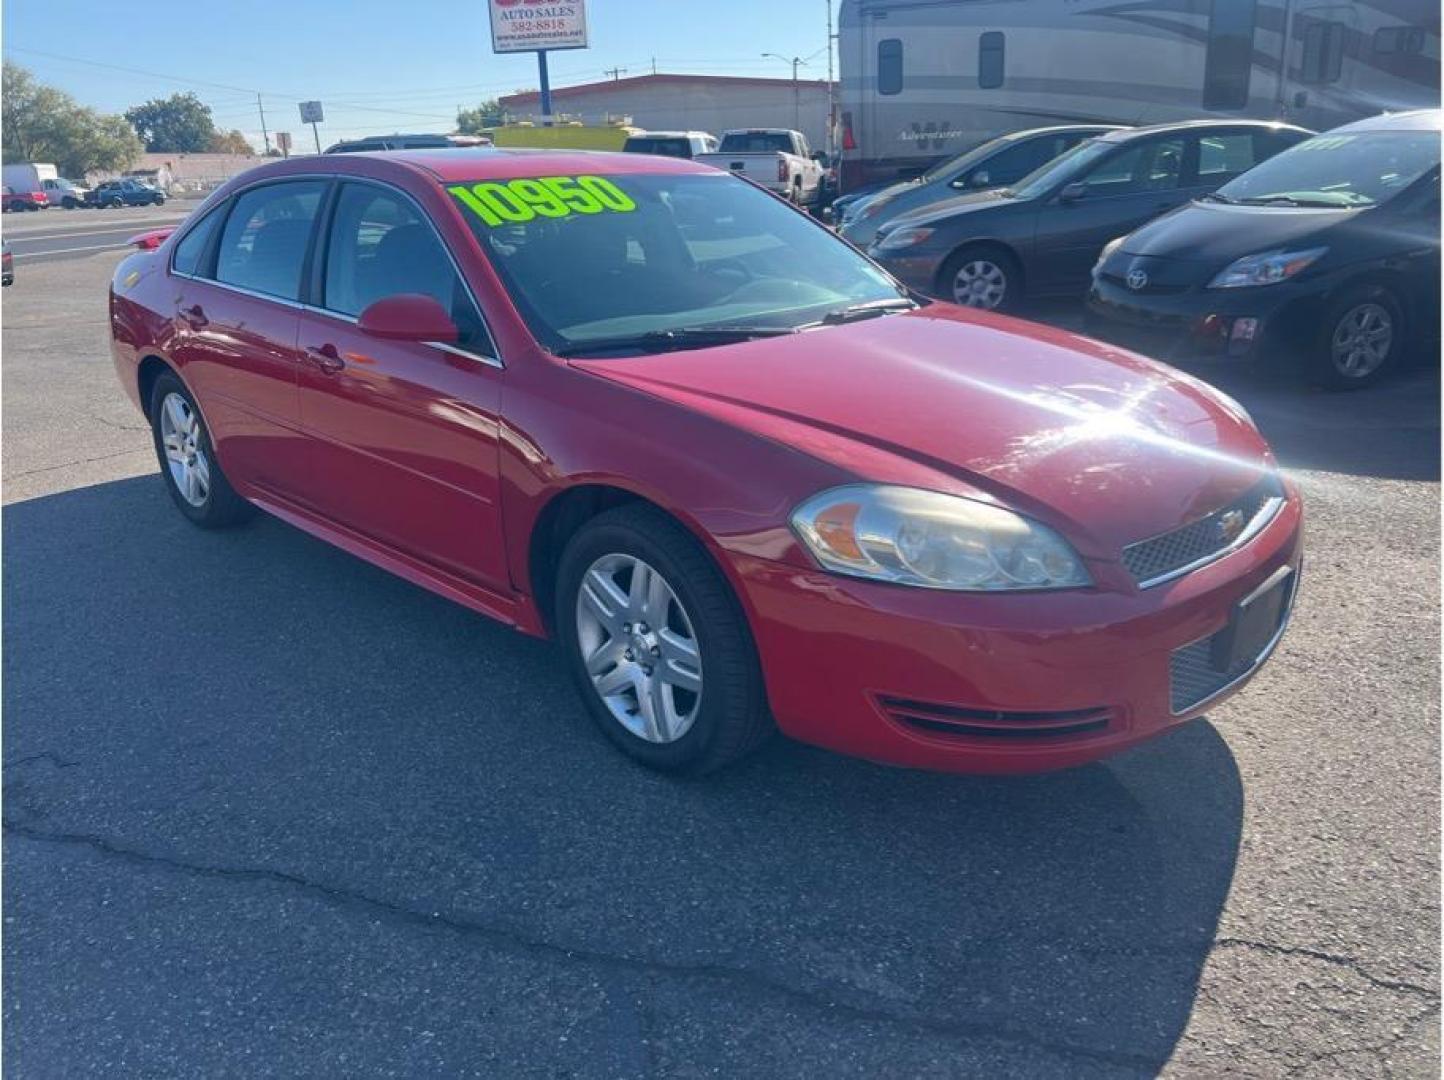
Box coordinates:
[488,0,588,53]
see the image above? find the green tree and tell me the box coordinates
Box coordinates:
[208,129,256,155]
[1,64,141,175]
[456,99,504,134]
[125,92,216,153]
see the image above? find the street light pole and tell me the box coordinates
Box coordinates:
[762,53,807,133]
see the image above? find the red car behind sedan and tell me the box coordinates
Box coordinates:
[108,149,1301,775]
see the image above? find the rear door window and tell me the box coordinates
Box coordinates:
[214,181,325,301]
[172,205,224,276]
[1195,132,1259,180]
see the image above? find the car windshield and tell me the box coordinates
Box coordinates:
[1006,138,1111,199]
[1216,130,1439,207]
[919,135,1008,183]
[449,172,906,353]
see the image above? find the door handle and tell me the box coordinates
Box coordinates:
[305,343,346,374]
[179,303,207,328]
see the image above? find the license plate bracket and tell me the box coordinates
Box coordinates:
[1212,566,1294,671]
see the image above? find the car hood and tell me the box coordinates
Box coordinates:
[1120,201,1358,262]
[573,306,1274,559]
[880,188,1016,232]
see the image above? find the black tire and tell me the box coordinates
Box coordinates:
[108,197,123,209]
[148,371,252,528]
[62,196,78,209]
[1308,282,1405,390]
[555,503,773,775]
[153,195,166,206]
[938,244,1023,312]
[7,201,23,213]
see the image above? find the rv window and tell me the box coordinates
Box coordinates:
[978,32,1005,89]
[1374,26,1425,55]
[878,39,903,96]
[1203,0,1256,110]
[1301,21,1345,84]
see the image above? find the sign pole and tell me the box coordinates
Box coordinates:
[311,121,321,153]
[538,49,552,126]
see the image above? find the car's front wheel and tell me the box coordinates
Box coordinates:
[148,371,251,527]
[1310,283,1404,390]
[941,245,1021,312]
[556,504,772,774]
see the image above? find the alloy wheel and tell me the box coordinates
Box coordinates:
[159,392,211,507]
[1330,302,1393,379]
[575,553,703,744]
[952,259,1007,309]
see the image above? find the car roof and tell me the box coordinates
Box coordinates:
[1328,108,1442,134]
[1096,118,1312,143]
[627,131,710,139]
[352,147,714,182]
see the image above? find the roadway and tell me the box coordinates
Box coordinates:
[2,202,195,262]
[2,249,1439,1077]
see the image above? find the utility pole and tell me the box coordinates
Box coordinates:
[651,57,657,75]
[256,93,271,155]
[604,66,627,81]
[825,0,836,162]
[762,53,807,133]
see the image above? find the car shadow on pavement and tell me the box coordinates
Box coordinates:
[3,476,1245,1076]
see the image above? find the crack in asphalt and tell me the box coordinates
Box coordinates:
[2,752,80,770]
[3,820,1163,1073]
[5,446,152,479]
[1214,938,1439,1002]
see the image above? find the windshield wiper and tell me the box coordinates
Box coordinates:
[1197,192,1237,204]
[1236,194,1350,208]
[810,298,919,327]
[554,325,799,357]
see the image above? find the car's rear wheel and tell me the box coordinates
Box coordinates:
[62,196,78,209]
[1310,284,1404,390]
[148,372,251,527]
[941,245,1021,312]
[556,504,772,774]
[108,197,123,209]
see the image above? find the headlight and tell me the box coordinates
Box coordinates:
[1208,247,1327,289]
[1094,235,1126,273]
[790,485,1091,591]
[872,226,934,252]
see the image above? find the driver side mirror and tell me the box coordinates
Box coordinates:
[1059,181,1089,203]
[357,294,459,343]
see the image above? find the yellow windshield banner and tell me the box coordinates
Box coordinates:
[448,175,636,226]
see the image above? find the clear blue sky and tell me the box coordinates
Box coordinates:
[3,0,836,149]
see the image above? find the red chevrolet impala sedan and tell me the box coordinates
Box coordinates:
[108,149,1302,775]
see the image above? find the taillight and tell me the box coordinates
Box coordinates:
[842,112,857,152]
[778,158,788,182]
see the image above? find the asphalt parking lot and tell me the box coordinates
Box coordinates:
[2,244,1439,1076]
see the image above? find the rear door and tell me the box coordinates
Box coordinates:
[291,179,508,591]
[1032,134,1190,293]
[166,179,324,499]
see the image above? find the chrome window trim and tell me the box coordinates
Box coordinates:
[1129,493,1286,590]
[170,172,504,368]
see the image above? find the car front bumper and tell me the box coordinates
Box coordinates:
[1086,273,1327,365]
[726,493,1302,774]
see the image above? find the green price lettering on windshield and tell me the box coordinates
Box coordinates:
[449,175,637,227]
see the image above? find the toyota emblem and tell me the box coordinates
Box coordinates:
[1126,268,1149,291]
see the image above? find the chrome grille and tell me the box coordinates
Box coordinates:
[1123,478,1284,587]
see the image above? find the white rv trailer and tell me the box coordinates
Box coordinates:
[838,0,1441,191]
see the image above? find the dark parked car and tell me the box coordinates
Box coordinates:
[88,179,166,208]
[1087,110,1441,389]
[868,120,1312,311]
[838,125,1125,247]
[325,133,490,153]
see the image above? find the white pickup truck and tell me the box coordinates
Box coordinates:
[696,129,826,207]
